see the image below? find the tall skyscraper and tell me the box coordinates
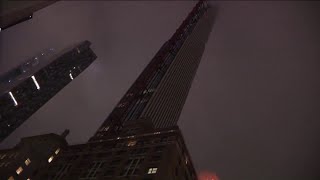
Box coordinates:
[89,0,214,142]
[1,1,215,180]
[0,41,97,142]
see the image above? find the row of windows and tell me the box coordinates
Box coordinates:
[7,147,60,180]
[0,152,19,159]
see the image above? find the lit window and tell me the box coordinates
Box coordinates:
[31,75,40,90]
[27,178,31,180]
[8,176,14,180]
[25,158,31,166]
[9,91,18,106]
[16,166,23,174]
[127,140,137,147]
[147,167,157,174]
[55,148,60,155]
[104,126,109,132]
[69,73,74,80]
[48,156,54,163]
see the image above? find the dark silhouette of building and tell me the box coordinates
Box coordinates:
[0,41,97,142]
[1,1,215,179]
[0,130,69,180]
[0,0,57,31]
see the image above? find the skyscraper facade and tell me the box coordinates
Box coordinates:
[89,0,214,142]
[0,41,97,142]
[1,1,215,179]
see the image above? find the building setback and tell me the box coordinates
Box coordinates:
[0,0,215,179]
[0,41,97,142]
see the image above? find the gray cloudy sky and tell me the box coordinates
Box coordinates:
[1,1,320,180]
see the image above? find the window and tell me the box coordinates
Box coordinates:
[104,169,115,177]
[147,168,157,174]
[53,163,72,179]
[150,155,161,162]
[80,161,105,179]
[25,158,31,166]
[55,148,60,155]
[16,166,23,174]
[48,156,54,163]
[9,153,15,158]
[103,126,109,132]
[8,176,14,180]
[117,103,126,108]
[122,157,144,176]
[127,140,137,147]
[0,154,6,159]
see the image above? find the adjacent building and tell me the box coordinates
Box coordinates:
[0,0,57,31]
[35,124,197,180]
[0,41,97,142]
[1,0,215,179]
[0,130,69,180]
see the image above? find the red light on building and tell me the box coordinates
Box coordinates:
[198,171,220,180]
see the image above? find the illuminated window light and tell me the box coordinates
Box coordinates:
[127,140,137,147]
[16,166,23,174]
[8,176,14,180]
[147,167,157,174]
[27,178,31,180]
[69,73,74,80]
[55,148,60,155]
[25,158,31,166]
[48,156,54,163]
[31,75,40,90]
[9,92,18,106]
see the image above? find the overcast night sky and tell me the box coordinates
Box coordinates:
[1,1,320,179]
